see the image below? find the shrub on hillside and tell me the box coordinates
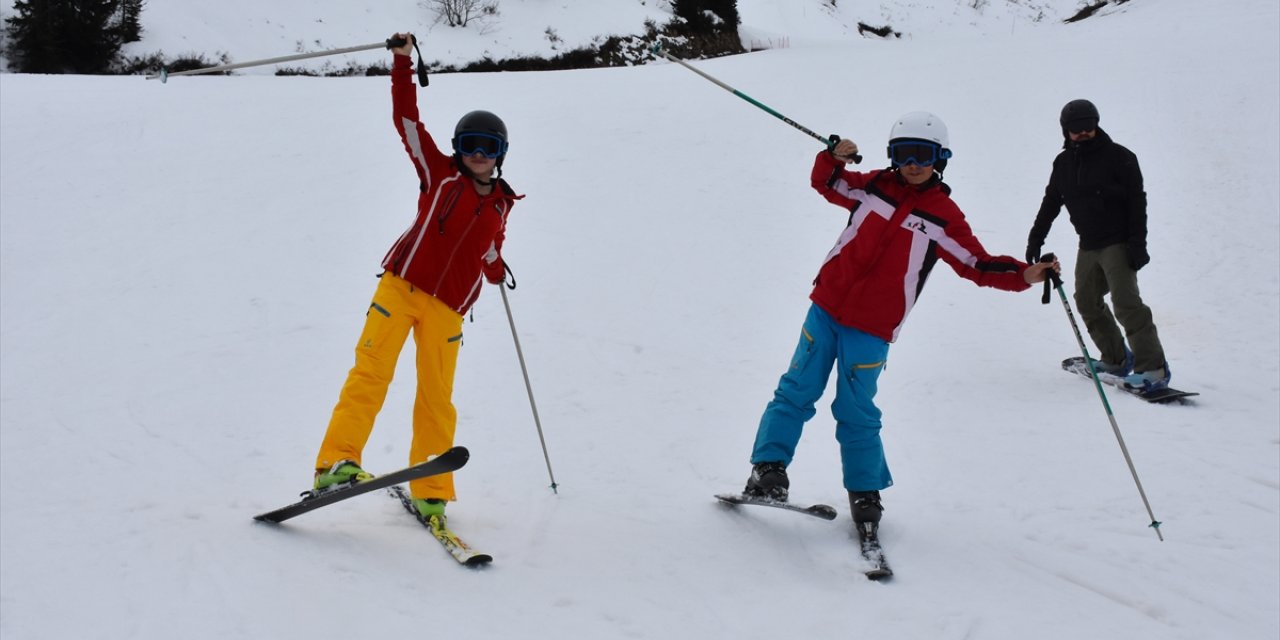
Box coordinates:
[116,51,228,76]
[426,0,499,28]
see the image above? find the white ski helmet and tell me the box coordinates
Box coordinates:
[887,111,952,171]
[889,111,950,148]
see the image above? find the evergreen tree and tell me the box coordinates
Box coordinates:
[115,0,144,44]
[666,0,742,58]
[5,0,125,73]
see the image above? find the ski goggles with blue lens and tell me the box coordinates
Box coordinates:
[453,132,508,159]
[888,140,951,168]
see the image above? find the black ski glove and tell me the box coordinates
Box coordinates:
[1025,243,1042,265]
[1127,243,1150,271]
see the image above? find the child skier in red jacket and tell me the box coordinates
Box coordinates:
[743,112,1058,538]
[312,34,522,524]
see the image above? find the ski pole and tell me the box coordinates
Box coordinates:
[146,35,429,86]
[1040,254,1164,541]
[650,42,862,163]
[498,282,559,493]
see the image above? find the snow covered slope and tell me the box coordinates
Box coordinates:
[1,1,1277,639]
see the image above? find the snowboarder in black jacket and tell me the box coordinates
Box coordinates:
[1026,99,1170,391]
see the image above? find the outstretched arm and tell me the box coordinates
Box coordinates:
[935,213,1034,292]
[1022,257,1060,284]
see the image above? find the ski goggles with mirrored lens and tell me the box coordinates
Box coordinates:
[453,133,508,159]
[888,140,950,168]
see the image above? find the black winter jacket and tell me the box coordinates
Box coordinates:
[1028,128,1148,255]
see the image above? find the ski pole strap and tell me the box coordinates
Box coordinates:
[386,35,430,87]
[502,261,517,290]
[1040,252,1059,304]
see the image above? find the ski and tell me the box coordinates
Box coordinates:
[856,522,893,581]
[714,493,838,520]
[1061,357,1198,404]
[389,485,492,567]
[253,446,470,524]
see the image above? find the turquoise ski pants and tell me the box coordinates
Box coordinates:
[751,303,893,492]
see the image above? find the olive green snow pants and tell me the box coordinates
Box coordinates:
[1073,243,1166,373]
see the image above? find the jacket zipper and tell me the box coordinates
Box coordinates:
[433,201,487,293]
[436,184,464,235]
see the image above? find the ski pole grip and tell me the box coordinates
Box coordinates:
[386,36,409,49]
[827,134,864,164]
[1039,252,1059,304]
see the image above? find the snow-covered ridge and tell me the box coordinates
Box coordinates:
[1,0,1110,75]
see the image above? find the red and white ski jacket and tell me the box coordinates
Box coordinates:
[381,54,523,316]
[809,151,1030,343]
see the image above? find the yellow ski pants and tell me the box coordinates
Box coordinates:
[315,272,463,501]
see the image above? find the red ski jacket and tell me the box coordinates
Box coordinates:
[808,151,1030,343]
[381,54,522,316]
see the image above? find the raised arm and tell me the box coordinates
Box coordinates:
[389,33,451,190]
[811,148,874,209]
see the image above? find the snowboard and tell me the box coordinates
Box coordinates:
[1061,357,1198,404]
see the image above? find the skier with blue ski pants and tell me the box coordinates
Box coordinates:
[743,112,1059,531]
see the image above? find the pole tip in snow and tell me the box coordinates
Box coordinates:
[549,482,559,494]
[1150,520,1164,541]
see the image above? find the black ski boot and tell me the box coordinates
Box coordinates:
[743,462,789,501]
[849,490,892,580]
[849,490,883,526]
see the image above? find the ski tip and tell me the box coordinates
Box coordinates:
[464,554,494,567]
[865,568,894,581]
[809,505,839,521]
